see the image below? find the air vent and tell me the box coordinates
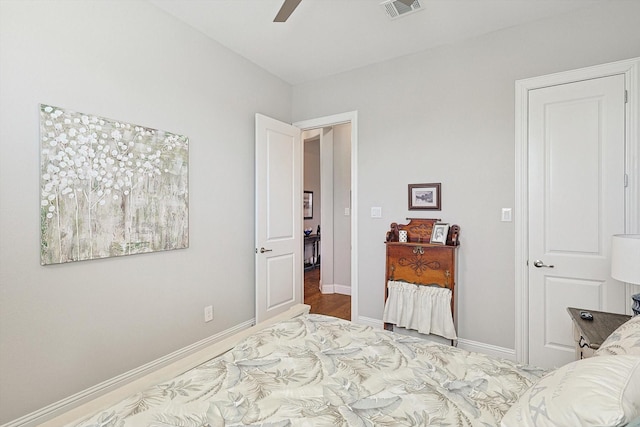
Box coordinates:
[380,0,423,20]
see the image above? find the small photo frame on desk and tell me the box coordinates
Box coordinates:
[408,183,441,210]
[430,223,449,244]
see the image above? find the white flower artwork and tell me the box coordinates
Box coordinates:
[39,104,189,265]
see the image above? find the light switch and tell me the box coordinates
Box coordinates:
[501,208,512,222]
[371,207,382,218]
[344,207,350,216]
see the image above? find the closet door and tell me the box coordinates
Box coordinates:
[527,74,626,368]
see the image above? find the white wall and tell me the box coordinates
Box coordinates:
[333,124,351,290]
[303,135,321,233]
[303,135,321,267]
[0,1,291,423]
[4,1,640,423]
[303,125,351,292]
[292,2,640,349]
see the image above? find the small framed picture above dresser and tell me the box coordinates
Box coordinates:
[408,183,441,210]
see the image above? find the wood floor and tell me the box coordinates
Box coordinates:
[304,268,351,321]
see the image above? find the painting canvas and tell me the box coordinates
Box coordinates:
[40,104,189,265]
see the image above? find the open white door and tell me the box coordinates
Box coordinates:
[255,114,303,323]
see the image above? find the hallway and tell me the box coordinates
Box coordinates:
[304,268,350,321]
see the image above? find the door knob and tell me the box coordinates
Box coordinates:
[260,247,273,253]
[533,259,554,268]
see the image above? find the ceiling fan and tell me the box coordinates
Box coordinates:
[274,0,416,22]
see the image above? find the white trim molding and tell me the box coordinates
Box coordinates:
[320,283,351,295]
[514,57,640,364]
[456,339,516,362]
[355,315,382,329]
[333,284,352,295]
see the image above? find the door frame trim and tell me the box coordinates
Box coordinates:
[514,57,639,364]
[294,111,359,321]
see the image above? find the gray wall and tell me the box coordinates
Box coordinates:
[3,0,640,423]
[333,124,351,289]
[303,136,321,233]
[0,1,291,422]
[292,2,640,348]
[303,125,351,292]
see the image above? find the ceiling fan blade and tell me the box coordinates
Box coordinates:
[396,0,415,6]
[274,0,302,22]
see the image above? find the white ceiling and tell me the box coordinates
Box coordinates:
[150,0,609,85]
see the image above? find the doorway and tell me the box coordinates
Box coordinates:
[295,111,358,322]
[514,58,639,367]
[302,125,351,320]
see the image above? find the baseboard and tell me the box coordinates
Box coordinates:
[355,315,383,328]
[353,316,516,361]
[334,284,351,295]
[456,339,516,361]
[3,318,255,427]
[320,283,351,295]
[320,283,333,293]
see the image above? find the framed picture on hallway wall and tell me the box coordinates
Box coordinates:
[303,191,313,219]
[408,183,441,210]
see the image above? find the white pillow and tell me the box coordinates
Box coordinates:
[500,355,640,427]
[596,315,640,356]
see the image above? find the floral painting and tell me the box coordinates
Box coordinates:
[40,104,189,265]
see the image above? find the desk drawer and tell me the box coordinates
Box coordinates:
[386,244,455,287]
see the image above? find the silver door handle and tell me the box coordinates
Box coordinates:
[533,260,554,268]
[260,247,273,253]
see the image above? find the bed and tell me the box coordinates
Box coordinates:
[43,305,640,427]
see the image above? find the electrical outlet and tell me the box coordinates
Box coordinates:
[204,305,213,322]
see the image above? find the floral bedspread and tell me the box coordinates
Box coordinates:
[72,315,544,427]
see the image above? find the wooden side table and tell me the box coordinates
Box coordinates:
[567,307,631,359]
[303,234,320,271]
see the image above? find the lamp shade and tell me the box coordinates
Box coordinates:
[611,234,640,285]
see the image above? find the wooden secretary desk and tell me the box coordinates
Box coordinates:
[384,218,460,331]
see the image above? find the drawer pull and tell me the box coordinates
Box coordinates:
[578,336,590,348]
[413,246,424,255]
